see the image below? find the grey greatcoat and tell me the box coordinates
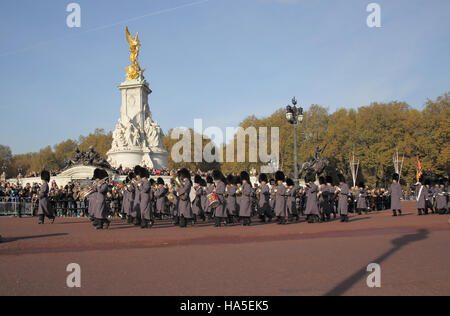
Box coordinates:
[170,187,179,217]
[205,184,215,214]
[274,184,287,217]
[38,182,54,218]
[177,181,193,219]
[140,180,152,221]
[91,183,109,220]
[239,183,253,217]
[415,184,426,209]
[356,189,368,209]
[435,187,447,209]
[131,184,141,218]
[389,182,402,210]
[192,186,203,216]
[200,188,208,214]
[214,181,227,218]
[226,185,237,216]
[121,186,134,216]
[305,183,319,215]
[338,183,350,215]
[258,184,271,216]
[155,186,168,215]
[286,187,297,215]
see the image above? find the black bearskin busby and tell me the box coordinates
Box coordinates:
[259,173,268,183]
[358,182,365,188]
[212,170,223,181]
[326,176,333,185]
[235,176,242,185]
[125,172,135,184]
[149,178,156,186]
[200,179,207,187]
[206,175,214,184]
[140,168,149,179]
[240,171,250,183]
[338,174,346,183]
[177,168,191,181]
[41,170,50,182]
[226,174,234,185]
[319,176,326,185]
[305,172,315,183]
[134,165,143,177]
[157,177,165,186]
[393,173,399,182]
[286,178,294,187]
[275,171,285,182]
[194,175,203,185]
[93,168,108,180]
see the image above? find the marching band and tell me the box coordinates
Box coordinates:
[35,167,450,229]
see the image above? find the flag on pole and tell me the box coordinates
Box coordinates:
[416,155,422,181]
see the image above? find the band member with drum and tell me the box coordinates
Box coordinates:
[239,171,253,226]
[155,177,168,219]
[225,174,237,224]
[37,170,55,224]
[389,174,402,216]
[257,173,272,223]
[192,175,204,223]
[122,172,135,224]
[139,168,152,229]
[304,172,319,223]
[274,171,287,225]
[91,168,110,230]
[177,168,193,227]
[285,178,299,222]
[435,179,448,215]
[337,174,350,222]
[212,170,227,227]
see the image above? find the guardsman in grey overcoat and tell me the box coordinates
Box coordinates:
[200,179,208,219]
[286,178,299,222]
[317,176,326,221]
[258,174,272,223]
[435,179,447,214]
[155,177,168,219]
[337,174,350,222]
[304,173,319,223]
[235,176,242,218]
[355,182,368,215]
[389,174,402,216]
[205,176,215,220]
[122,172,135,224]
[177,168,193,227]
[139,168,152,229]
[192,175,204,223]
[239,171,253,226]
[225,174,237,224]
[169,177,180,225]
[322,176,335,221]
[274,171,287,225]
[131,165,143,226]
[269,178,276,213]
[91,168,110,230]
[212,170,227,227]
[415,176,426,215]
[37,170,55,224]
[423,178,432,215]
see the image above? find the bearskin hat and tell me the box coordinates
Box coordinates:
[235,176,242,185]
[206,175,214,184]
[326,176,333,185]
[140,168,149,179]
[259,173,268,183]
[212,170,223,181]
[305,172,315,183]
[125,172,134,184]
[194,175,203,185]
[286,178,294,187]
[358,182,365,188]
[393,173,399,181]
[319,176,326,185]
[93,168,108,180]
[200,179,207,187]
[424,178,431,186]
[226,174,234,185]
[157,177,165,186]
[41,170,50,182]
[269,178,275,186]
[240,171,250,183]
[134,165,143,177]
[275,171,285,182]
[338,174,346,183]
[178,168,191,181]
[149,178,155,186]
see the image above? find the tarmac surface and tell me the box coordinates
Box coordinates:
[0,201,449,296]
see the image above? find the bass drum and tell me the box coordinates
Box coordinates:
[207,193,220,208]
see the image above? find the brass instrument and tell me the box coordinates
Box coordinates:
[271,187,278,201]
[79,177,109,201]
[235,186,243,197]
[167,176,182,204]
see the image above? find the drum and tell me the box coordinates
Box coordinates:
[207,193,220,208]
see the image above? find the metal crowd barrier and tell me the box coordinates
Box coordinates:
[0,198,34,217]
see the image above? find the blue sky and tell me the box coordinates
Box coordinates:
[0,0,449,155]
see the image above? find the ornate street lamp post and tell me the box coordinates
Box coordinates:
[286,97,304,188]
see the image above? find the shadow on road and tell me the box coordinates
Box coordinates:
[1,233,68,244]
[324,228,429,296]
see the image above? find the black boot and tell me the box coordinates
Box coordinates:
[180,216,187,228]
[96,220,104,230]
[104,219,110,229]
[38,215,44,224]
[215,217,221,227]
[173,215,179,225]
[393,210,397,217]
[398,210,402,216]
[418,209,423,216]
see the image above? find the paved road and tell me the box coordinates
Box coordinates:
[0,202,449,296]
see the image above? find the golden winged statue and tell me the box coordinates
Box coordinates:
[125,26,142,80]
